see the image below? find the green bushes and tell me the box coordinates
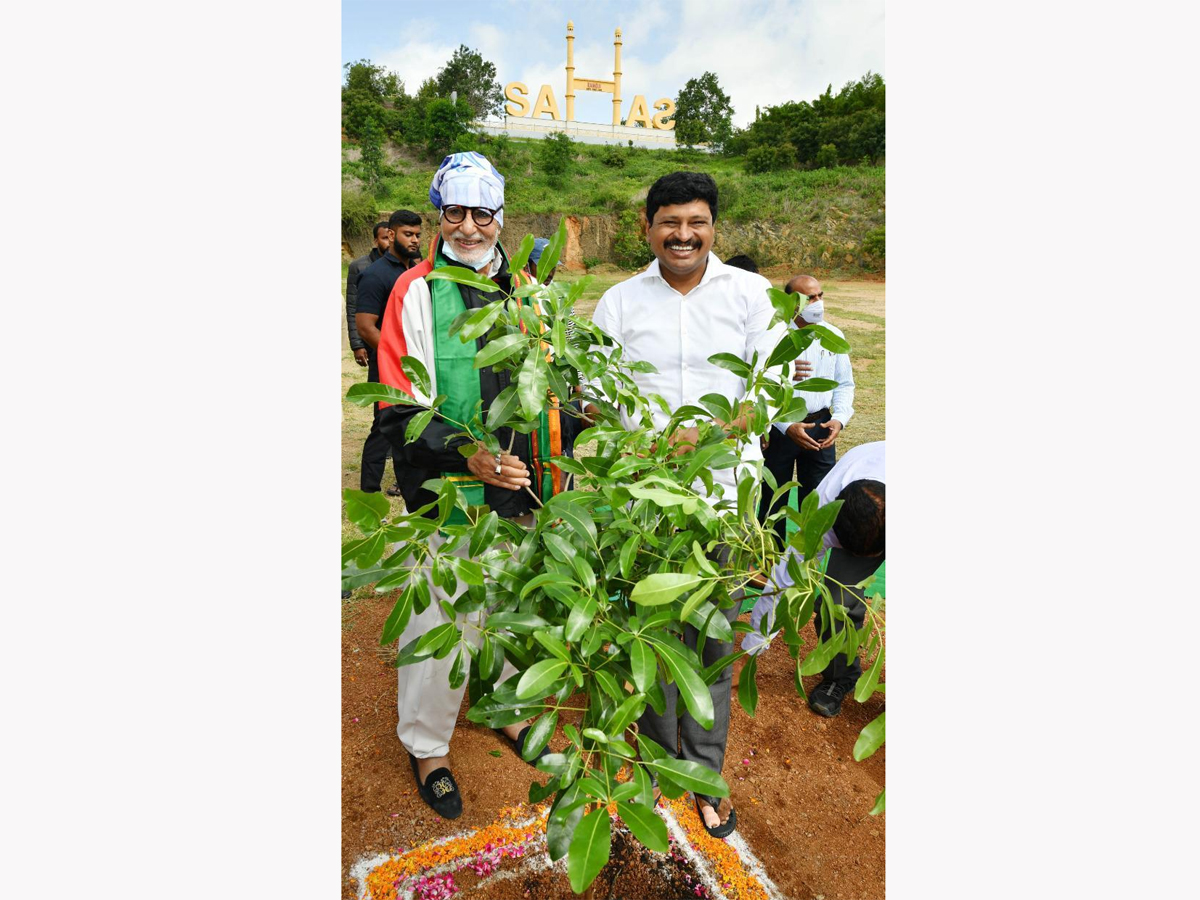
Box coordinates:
[862,225,885,260]
[539,131,576,182]
[814,143,839,169]
[341,187,377,240]
[600,144,627,168]
[745,141,796,173]
[611,207,653,268]
[425,97,475,158]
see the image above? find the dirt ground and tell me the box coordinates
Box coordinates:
[342,590,885,900]
[341,275,885,899]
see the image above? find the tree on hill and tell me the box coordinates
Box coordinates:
[342,59,406,141]
[674,71,735,151]
[435,45,505,119]
[343,59,404,104]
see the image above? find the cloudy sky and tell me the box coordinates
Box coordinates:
[342,0,883,129]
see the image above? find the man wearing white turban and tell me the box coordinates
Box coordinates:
[372,153,570,818]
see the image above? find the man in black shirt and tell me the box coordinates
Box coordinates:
[353,209,424,495]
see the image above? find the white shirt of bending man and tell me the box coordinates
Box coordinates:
[743,440,886,655]
[589,253,788,504]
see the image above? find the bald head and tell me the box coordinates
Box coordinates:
[785,274,822,298]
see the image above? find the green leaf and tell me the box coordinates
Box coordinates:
[426,264,502,293]
[343,489,390,532]
[620,798,668,853]
[737,653,759,717]
[545,494,598,546]
[800,628,845,676]
[458,302,504,342]
[517,350,549,420]
[488,749,503,757]
[606,693,646,736]
[522,709,558,760]
[516,659,569,699]
[538,217,567,285]
[697,392,733,423]
[854,646,885,702]
[677,579,716,624]
[405,408,436,443]
[399,356,431,398]
[629,639,655,693]
[546,784,586,860]
[869,788,885,816]
[853,711,885,761]
[345,381,421,407]
[793,377,840,392]
[474,333,528,370]
[706,352,752,378]
[380,586,415,645]
[631,573,703,607]
[802,499,843,560]
[448,645,469,689]
[858,560,886,599]
[649,636,714,729]
[626,484,690,506]
[567,806,611,894]
[766,285,798,324]
[807,323,850,353]
[645,757,729,798]
[564,594,596,643]
[485,611,549,632]
[619,534,640,580]
[508,233,536,277]
[534,631,572,664]
[483,384,522,431]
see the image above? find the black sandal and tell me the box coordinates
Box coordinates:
[693,793,737,838]
[408,752,462,819]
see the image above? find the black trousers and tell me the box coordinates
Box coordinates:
[757,408,836,549]
[360,352,405,493]
[816,548,883,686]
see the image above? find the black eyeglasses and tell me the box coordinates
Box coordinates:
[441,205,500,226]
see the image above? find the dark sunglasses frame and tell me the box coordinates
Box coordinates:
[441,205,500,226]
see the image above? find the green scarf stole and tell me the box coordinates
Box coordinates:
[429,241,555,525]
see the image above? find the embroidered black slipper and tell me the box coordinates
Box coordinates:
[693,793,737,838]
[408,752,462,819]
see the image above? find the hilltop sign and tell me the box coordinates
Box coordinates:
[503,21,675,130]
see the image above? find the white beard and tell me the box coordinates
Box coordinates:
[442,229,499,270]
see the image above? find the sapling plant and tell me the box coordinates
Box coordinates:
[343,218,885,892]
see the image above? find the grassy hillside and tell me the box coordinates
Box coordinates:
[344,137,884,227]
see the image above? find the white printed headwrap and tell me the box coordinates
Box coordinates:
[428,152,505,226]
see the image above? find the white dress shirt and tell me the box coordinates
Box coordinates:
[590,253,788,502]
[773,319,855,434]
[744,440,886,653]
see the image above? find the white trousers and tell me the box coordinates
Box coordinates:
[395,529,519,759]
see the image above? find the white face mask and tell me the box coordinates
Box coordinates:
[441,234,498,271]
[799,299,824,324]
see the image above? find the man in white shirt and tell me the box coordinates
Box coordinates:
[758,274,855,549]
[586,171,788,839]
[744,441,885,717]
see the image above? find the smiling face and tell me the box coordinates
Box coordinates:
[647,200,715,282]
[440,209,500,269]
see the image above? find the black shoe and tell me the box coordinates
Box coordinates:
[809,679,852,718]
[385,484,403,498]
[507,725,551,766]
[408,752,463,819]
[341,589,352,600]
